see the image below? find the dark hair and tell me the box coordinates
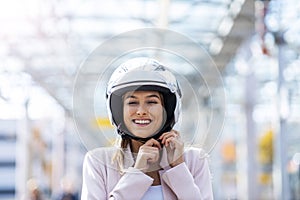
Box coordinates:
[120,137,131,149]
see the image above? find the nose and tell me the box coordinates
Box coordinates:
[136,104,147,115]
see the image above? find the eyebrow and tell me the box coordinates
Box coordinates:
[124,94,160,100]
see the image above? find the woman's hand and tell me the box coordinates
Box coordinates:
[159,130,184,167]
[134,139,161,172]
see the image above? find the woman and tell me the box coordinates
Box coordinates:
[81,57,213,200]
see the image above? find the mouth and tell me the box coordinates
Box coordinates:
[133,119,151,125]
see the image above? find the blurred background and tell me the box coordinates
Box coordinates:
[0,0,300,199]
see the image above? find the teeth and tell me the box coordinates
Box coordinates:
[134,119,150,124]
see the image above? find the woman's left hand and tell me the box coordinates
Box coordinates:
[159,130,184,167]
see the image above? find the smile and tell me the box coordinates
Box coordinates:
[133,119,151,125]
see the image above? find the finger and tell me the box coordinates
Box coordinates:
[147,154,159,163]
[144,138,161,149]
[159,132,171,144]
[141,150,159,163]
[137,148,159,161]
[165,136,183,148]
[159,130,179,138]
[140,146,161,153]
[172,129,180,136]
[158,132,171,140]
[140,146,160,157]
[135,153,154,171]
[160,132,177,145]
[142,152,156,161]
[165,137,176,148]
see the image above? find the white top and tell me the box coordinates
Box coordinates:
[141,185,164,200]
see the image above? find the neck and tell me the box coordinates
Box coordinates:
[130,139,144,154]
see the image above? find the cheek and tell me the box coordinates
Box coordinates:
[123,107,133,126]
[123,106,135,117]
[151,106,164,119]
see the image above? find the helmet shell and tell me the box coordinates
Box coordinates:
[106,57,182,138]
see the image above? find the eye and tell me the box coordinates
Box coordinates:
[147,100,159,104]
[127,101,138,105]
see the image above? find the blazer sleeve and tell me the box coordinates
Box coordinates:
[81,151,154,200]
[162,149,214,200]
[108,167,153,200]
[81,151,107,200]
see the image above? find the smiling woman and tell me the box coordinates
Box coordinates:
[81,57,213,200]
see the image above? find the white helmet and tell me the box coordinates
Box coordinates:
[106,57,182,141]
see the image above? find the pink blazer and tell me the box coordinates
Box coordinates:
[81,146,213,200]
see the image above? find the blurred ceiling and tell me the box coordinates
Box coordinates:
[0,0,255,115]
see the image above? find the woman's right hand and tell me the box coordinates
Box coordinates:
[134,139,161,172]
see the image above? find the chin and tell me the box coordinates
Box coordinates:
[132,131,153,139]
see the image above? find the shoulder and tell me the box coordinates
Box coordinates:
[183,147,210,169]
[84,147,118,167]
[87,146,117,157]
[184,146,208,159]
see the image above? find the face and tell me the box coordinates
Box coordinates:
[123,91,165,138]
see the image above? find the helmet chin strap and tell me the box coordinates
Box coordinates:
[117,123,172,144]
